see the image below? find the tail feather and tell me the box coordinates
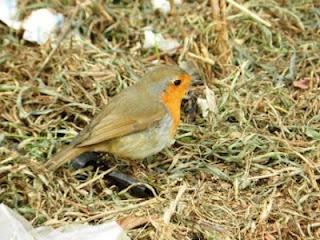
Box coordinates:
[45,144,88,171]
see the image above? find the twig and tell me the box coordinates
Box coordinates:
[86,198,158,222]
[187,52,215,65]
[226,0,272,27]
[210,0,231,67]
[76,166,116,190]
[163,184,187,224]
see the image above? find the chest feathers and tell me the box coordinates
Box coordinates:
[161,85,182,136]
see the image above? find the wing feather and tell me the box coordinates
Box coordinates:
[72,87,166,147]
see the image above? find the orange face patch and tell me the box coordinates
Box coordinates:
[161,73,191,136]
[179,73,192,83]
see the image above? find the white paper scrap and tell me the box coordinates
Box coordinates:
[197,86,216,118]
[143,30,180,52]
[151,0,171,14]
[0,204,130,240]
[22,8,64,44]
[0,0,22,29]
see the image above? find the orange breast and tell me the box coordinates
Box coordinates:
[162,89,181,136]
[161,73,191,136]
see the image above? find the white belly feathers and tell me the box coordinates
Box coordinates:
[105,114,174,159]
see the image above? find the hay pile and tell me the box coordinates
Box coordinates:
[0,0,319,239]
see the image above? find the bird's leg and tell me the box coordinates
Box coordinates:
[71,152,105,169]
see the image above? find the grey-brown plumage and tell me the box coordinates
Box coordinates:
[45,65,191,171]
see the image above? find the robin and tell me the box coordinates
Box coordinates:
[45,65,191,171]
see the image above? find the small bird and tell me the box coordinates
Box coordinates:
[45,65,191,171]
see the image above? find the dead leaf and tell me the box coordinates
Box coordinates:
[293,78,310,90]
[205,86,216,113]
[117,215,156,230]
[197,86,216,118]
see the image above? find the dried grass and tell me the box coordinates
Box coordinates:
[1,0,320,239]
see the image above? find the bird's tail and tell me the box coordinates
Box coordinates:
[44,144,88,171]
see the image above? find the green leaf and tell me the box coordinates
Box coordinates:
[305,128,320,140]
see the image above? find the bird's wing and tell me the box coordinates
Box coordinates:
[74,90,166,147]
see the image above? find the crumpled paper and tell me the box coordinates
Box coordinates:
[151,0,183,14]
[0,204,130,240]
[0,0,21,29]
[0,0,63,44]
[22,8,64,44]
[151,0,171,14]
[143,29,180,52]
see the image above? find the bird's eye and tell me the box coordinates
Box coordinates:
[173,79,181,86]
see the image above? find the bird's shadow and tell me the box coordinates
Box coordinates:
[71,152,157,198]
